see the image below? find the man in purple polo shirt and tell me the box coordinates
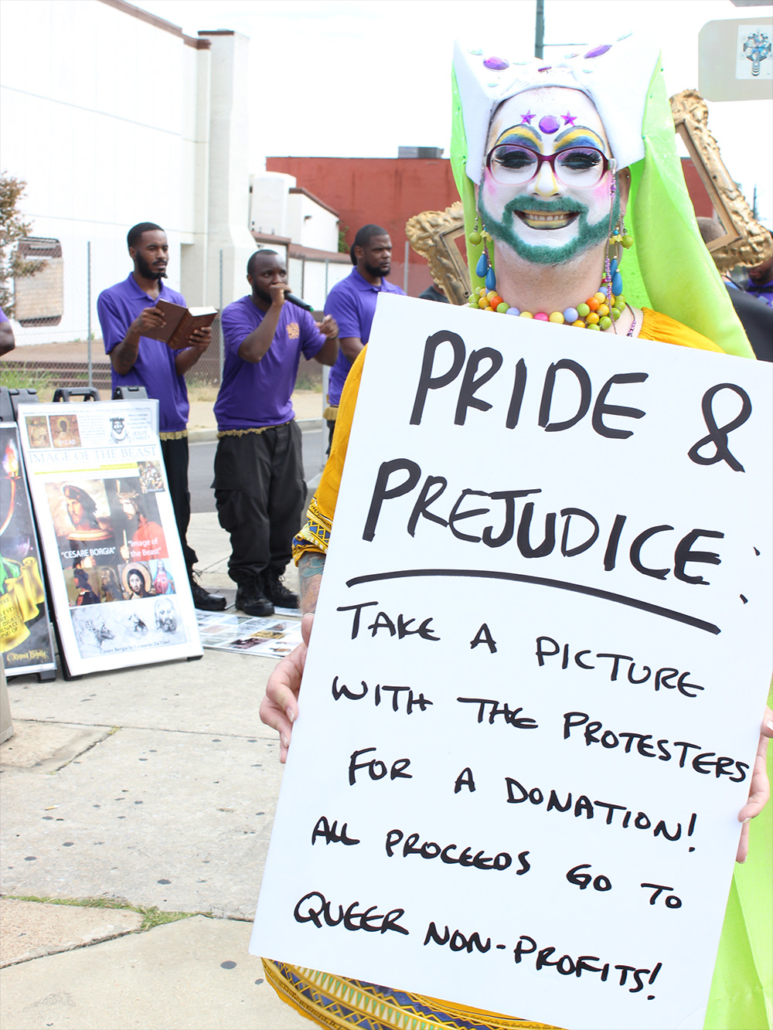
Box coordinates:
[745,230,773,309]
[0,307,14,356]
[97,221,226,612]
[323,224,405,447]
[214,249,338,616]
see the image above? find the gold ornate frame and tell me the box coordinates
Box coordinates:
[405,202,470,305]
[406,92,772,297]
[670,89,773,272]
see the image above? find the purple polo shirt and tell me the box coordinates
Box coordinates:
[97,274,189,433]
[746,277,773,309]
[324,268,405,406]
[215,296,327,431]
[0,308,8,322]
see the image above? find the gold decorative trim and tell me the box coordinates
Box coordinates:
[216,421,291,439]
[158,429,188,441]
[261,960,560,1030]
[670,89,773,272]
[405,202,471,305]
[292,496,332,563]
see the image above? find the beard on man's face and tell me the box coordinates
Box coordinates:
[365,261,390,278]
[253,285,274,305]
[136,253,168,280]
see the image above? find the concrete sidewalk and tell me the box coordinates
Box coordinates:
[0,513,314,1029]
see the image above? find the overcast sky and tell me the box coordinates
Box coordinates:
[133,0,773,226]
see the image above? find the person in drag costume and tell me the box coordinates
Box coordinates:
[259,34,771,1030]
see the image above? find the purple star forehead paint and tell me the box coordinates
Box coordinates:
[538,115,561,134]
[584,44,612,59]
[484,56,509,70]
[562,112,577,126]
[520,110,535,125]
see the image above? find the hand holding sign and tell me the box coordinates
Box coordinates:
[259,613,312,763]
[736,708,772,861]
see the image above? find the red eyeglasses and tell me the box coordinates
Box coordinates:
[487,145,611,188]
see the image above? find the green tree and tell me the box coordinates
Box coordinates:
[0,172,45,319]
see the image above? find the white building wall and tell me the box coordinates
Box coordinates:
[0,0,223,346]
[250,176,340,254]
[286,193,340,252]
[249,172,296,237]
[203,32,257,311]
[180,44,211,306]
[289,259,352,312]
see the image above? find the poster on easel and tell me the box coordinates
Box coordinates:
[17,400,203,676]
[0,422,56,679]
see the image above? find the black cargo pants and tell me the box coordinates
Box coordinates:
[160,435,197,571]
[213,421,305,584]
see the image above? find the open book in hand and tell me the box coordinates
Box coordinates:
[143,299,218,350]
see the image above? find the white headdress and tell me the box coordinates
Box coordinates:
[449,35,753,358]
[453,35,661,181]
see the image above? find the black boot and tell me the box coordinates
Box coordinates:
[262,569,299,610]
[235,575,274,617]
[189,572,227,612]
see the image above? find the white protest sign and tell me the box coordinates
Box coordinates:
[18,400,202,676]
[251,295,772,1030]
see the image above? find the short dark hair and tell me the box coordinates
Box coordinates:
[696,217,724,245]
[350,224,389,265]
[127,222,164,249]
[247,249,279,276]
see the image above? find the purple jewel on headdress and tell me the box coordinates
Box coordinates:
[584,44,611,59]
[484,56,509,70]
[538,115,561,134]
[538,66,551,72]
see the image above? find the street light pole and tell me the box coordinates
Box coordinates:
[535,0,545,60]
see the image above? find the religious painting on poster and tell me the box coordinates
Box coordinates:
[17,400,202,676]
[251,296,773,1030]
[0,423,56,679]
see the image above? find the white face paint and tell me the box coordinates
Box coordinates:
[479,87,616,265]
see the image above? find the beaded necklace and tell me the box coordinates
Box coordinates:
[468,257,628,331]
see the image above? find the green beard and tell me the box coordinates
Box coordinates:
[478,191,619,267]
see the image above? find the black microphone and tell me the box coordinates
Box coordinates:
[284,291,314,312]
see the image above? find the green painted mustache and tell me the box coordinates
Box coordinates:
[478,189,613,266]
[505,195,588,217]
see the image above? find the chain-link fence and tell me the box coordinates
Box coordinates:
[2,236,137,400]
[0,238,355,402]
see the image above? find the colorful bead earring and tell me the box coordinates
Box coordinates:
[485,262,497,292]
[468,212,482,247]
[470,214,496,290]
[474,248,497,290]
[610,215,634,251]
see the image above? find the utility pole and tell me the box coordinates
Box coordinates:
[535,0,545,59]
[752,183,758,220]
